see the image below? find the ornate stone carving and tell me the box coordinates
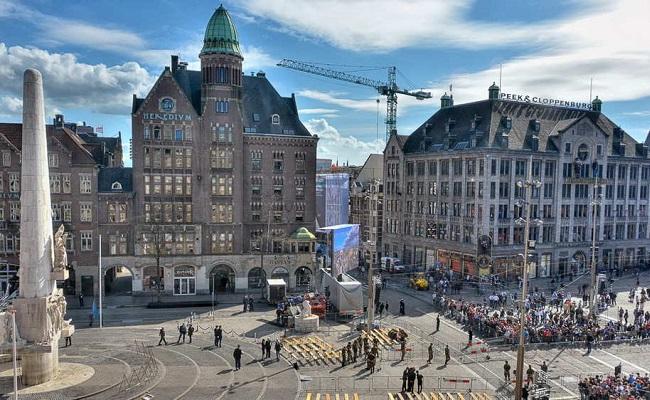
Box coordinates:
[53,225,68,272]
[301,299,312,317]
[45,295,66,343]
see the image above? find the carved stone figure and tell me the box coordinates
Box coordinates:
[301,299,312,317]
[53,224,68,272]
[45,295,66,343]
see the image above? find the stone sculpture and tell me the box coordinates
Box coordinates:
[301,299,312,317]
[53,224,68,272]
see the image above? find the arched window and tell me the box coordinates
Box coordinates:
[111,181,122,191]
[577,144,589,161]
[153,126,161,140]
[271,114,280,125]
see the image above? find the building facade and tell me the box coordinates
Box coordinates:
[105,5,318,296]
[383,84,650,279]
[350,154,384,267]
[0,115,121,295]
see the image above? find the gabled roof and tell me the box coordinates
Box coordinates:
[0,123,96,164]
[98,167,132,192]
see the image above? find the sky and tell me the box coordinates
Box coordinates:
[0,0,649,166]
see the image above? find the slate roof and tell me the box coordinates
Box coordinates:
[402,99,645,158]
[135,69,311,137]
[0,123,96,164]
[98,167,133,193]
[77,133,122,167]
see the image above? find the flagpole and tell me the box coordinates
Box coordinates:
[98,234,103,328]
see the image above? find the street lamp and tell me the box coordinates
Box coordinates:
[514,166,543,400]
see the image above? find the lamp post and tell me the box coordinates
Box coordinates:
[514,160,543,400]
[590,177,603,315]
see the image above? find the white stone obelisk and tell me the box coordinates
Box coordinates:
[14,68,64,385]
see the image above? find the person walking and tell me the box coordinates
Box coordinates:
[468,328,473,345]
[177,323,187,344]
[436,314,440,333]
[233,345,242,370]
[352,340,358,362]
[504,360,511,382]
[275,340,282,361]
[541,361,548,373]
[586,332,593,354]
[243,295,248,312]
[265,339,272,359]
[261,339,267,359]
[416,370,423,394]
[187,324,194,344]
[400,339,406,361]
[378,302,384,318]
[399,299,405,316]
[215,325,222,347]
[427,343,434,364]
[88,312,94,327]
[385,300,389,314]
[248,296,254,312]
[158,327,167,346]
[526,364,534,385]
[65,330,73,347]
[407,368,416,393]
[341,345,347,366]
[78,293,84,308]
[401,368,408,392]
[444,345,450,366]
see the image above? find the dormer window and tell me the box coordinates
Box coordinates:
[111,181,123,191]
[502,116,512,129]
[253,113,260,122]
[531,119,540,133]
[271,114,280,125]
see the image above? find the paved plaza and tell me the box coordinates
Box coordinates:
[0,270,648,399]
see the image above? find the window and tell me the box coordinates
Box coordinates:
[214,126,232,143]
[564,143,571,153]
[49,174,61,193]
[544,161,555,177]
[108,202,127,223]
[80,174,92,193]
[144,126,151,140]
[163,126,173,141]
[211,175,233,196]
[215,100,229,113]
[51,203,61,221]
[80,202,92,222]
[271,114,280,124]
[253,113,260,122]
[295,152,306,172]
[211,232,233,253]
[9,173,19,193]
[499,159,510,176]
[109,234,128,255]
[153,126,161,140]
[80,231,93,251]
[48,153,59,168]
[251,150,262,171]
[618,165,627,180]
[211,147,233,169]
[2,151,10,167]
[211,203,233,223]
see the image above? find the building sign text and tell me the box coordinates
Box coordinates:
[501,93,592,110]
[143,113,192,121]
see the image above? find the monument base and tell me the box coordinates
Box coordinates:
[13,295,67,385]
[294,315,319,333]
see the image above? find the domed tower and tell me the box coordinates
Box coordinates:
[200,4,243,108]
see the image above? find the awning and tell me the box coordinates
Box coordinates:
[267,278,286,286]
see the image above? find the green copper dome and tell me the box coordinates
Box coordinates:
[201,4,241,57]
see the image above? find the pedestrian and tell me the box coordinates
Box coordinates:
[526,364,534,385]
[367,352,376,373]
[586,333,593,354]
[614,362,622,377]
[79,293,84,308]
[187,324,194,344]
[385,301,389,314]
[265,339,272,359]
[541,361,548,373]
[378,302,384,318]
[427,343,433,364]
[399,299,405,315]
[158,327,167,346]
[444,345,450,366]
[261,339,267,359]
[177,323,187,344]
[352,340,358,362]
[88,312,94,327]
[401,368,408,392]
[213,326,219,347]
[341,345,347,366]
[65,330,73,347]
[468,328,473,345]
[216,325,223,347]
[275,340,282,361]
[233,345,242,370]
[243,295,248,312]
[249,296,254,312]
[407,368,416,393]
[522,385,529,400]
[416,370,423,394]
[363,337,369,358]
[504,360,511,382]
[400,339,406,361]
[436,314,440,332]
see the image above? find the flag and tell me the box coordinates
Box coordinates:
[92,299,99,319]
[96,125,104,134]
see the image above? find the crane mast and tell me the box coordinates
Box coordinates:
[277,59,432,141]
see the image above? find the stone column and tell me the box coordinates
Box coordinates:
[14,69,63,385]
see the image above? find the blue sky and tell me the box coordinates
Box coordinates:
[0,0,649,165]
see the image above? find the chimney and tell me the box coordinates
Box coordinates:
[256,71,266,78]
[54,114,64,128]
[171,55,179,73]
[488,82,500,100]
[591,96,602,112]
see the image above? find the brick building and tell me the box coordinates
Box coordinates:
[100,5,318,296]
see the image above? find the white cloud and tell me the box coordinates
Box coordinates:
[0,43,154,115]
[305,118,385,164]
[0,95,22,115]
[622,111,650,117]
[241,45,276,71]
[298,108,339,115]
[298,90,380,112]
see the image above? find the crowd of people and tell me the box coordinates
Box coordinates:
[579,373,649,399]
